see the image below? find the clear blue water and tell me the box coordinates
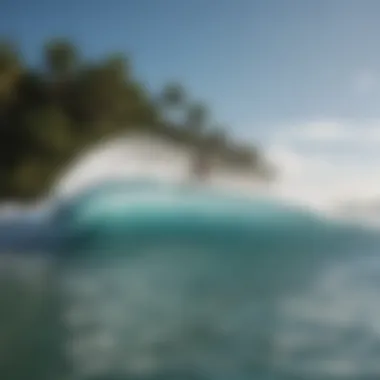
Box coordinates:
[1,180,380,380]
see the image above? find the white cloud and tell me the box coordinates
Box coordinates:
[295,121,344,141]
[264,119,380,210]
[273,119,380,146]
[278,121,345,142]
[266,143,330,177]
[352,69,377,95]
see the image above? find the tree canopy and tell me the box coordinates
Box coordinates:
[0,38,273,201]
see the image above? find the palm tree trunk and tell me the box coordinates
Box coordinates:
[189,145,211,184]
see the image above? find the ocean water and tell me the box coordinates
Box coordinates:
[1,180,380,380]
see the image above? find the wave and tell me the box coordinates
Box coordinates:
[1,179,380,379]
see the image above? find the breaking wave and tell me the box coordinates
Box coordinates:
[1,178,380,379]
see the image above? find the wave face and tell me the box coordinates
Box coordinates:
[1,180,380,380]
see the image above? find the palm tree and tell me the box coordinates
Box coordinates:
[44,39,78,80]
[161,82,185,107]
[0,41,22,104]
[185,102,208,136]
[104,53,130,82]
[185,103,211,183]
[159,82,186,126]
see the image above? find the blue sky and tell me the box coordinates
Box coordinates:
[3,0,379,135]
[3,0,380,206]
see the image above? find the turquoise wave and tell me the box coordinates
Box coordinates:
[1,179,380,379]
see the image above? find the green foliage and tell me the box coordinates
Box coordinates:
[0,41,22,105]
[0,38,272,201]
[160,82,186,107]
[44,39,78,79]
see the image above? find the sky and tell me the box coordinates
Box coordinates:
[2,0,380,208]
